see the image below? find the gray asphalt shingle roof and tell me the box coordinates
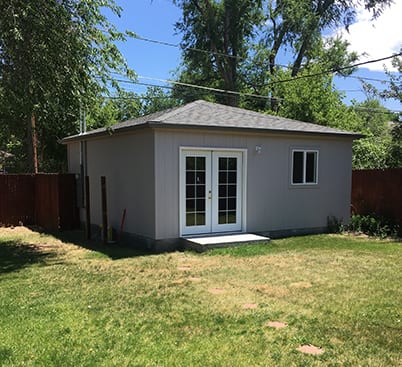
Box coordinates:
[62,100,361,142]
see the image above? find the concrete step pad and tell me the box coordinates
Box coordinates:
[183,233,270,252]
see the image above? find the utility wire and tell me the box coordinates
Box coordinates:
[269,53,402,85]
[105,52,401,103]
[131,33,401,83]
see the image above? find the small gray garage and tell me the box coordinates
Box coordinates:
[62,100,360,250]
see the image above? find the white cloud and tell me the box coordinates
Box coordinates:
[335,2,402,71]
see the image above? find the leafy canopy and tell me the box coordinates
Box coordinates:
[0,0,133,172]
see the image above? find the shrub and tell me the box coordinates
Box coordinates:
[349,214,400,239]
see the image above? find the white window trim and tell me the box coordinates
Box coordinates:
[291,149,319,185]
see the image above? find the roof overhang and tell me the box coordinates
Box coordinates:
[61,121,363,144]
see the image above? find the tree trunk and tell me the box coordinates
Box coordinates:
[27,112,39,173]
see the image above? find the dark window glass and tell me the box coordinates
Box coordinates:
[219,172,227,184]
[228,185,236,197]
[196,199,205,212]
[228,172,237,184]
[306,152,317,183]
[228,158,236,170]
[292,151,304,184]
[228,198,236,210]
[219,158,228,170]
[196,157,205,170]
[218,211,227,224]
[186,199,195,212]
[195,213,205,225]
[196,172,205,184]
[219,198,227,211]
[186,185,195,198]
[186,171,195,185]
[227,211,236,224]
[219,184,227,197]
[196,185,205,198]
[186,157,195,170]
[186,213,196,226]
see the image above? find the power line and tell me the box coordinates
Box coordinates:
[106,52,401,102]
[131,33,401,83]
[101,79,402,115]
[269,53,402,86]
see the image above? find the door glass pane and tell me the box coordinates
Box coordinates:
[196,157,205,170]
[186,157,195,170]
[186,185,195,198]
[217,157,237,225]
[218,211,226,224]
[219,158,228,170]
[185,155,206,227]
[227,211,236,224]
[228,158,236,170]
[219,184,227,197]
[186,199,195,211]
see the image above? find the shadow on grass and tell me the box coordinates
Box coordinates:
[41,229,151,260]
[0,240,56,274]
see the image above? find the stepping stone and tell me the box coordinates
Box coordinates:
[290,281,312,289]
[208,288,225,294]
[177,266,191,271]
[188,277,202,282]
[243,303,258,309]
[266,321,287,329]
[297,344,325,355]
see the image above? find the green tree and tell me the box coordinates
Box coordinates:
[379,51,402,168]
[140,86,180,115]
[173,0,392,109]
[351,100,394,169]
[173,0,263,106]
[386,124,402,167]
[270,66,360,129]
[0,0,133,172]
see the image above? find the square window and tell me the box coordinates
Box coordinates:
[292,150,318,185]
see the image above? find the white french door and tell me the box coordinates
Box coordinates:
[180,149,243,236]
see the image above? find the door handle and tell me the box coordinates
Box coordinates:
[208,190,212,199]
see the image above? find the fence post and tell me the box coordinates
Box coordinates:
[101,176,108,244]
[85,176,91,240]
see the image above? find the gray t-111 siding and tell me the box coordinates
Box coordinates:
[154,128,352,239]
[67,130,156,239]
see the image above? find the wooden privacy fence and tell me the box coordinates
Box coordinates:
[351,168,402,226]
[0,174,79,231]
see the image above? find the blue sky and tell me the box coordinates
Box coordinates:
[108,0,401,113]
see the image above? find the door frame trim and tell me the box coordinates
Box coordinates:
[179,146,247,237]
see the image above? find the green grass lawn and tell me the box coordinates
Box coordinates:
[0,227,401,366]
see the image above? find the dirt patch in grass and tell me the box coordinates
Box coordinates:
[266,321,287,329]
[289,281,312,289]
[177,265,192,271]
[188,277,202,282]
[297,344,325,355]
[242,303,258,309]
[208,288,225,294]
